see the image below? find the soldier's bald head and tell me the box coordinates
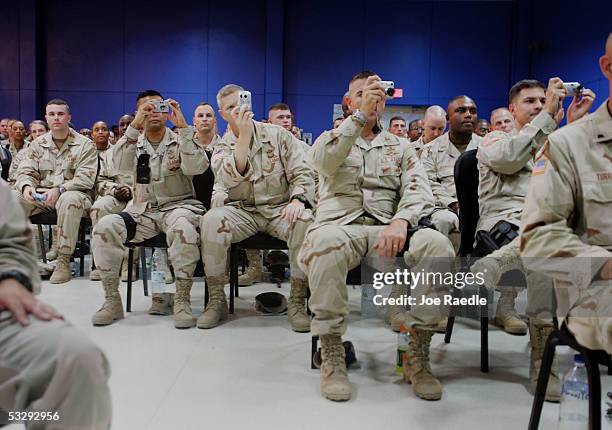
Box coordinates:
[424,105,446,122]
[600,32,612,88]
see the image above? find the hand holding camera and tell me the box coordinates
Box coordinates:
[234,104,254,141]
[43,188,60,208]
[167,99,188,129]
[360,75,386,117]
[567,86,596,123]
[543,77,566,122]
[131,100,156,131]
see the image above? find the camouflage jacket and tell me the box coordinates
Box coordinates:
[311,116,434,227]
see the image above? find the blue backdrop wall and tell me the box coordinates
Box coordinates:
[0,0,610,138]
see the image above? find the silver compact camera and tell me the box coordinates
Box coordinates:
[379,81,395,98]
[239,91,252,111]
[153,100,169,113]
[562,82,583,97]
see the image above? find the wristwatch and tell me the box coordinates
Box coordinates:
[58,186,66,195]
[351,110,367,126]
[292,194,311,208]
[0,270,33,292]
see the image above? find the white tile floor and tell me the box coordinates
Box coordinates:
[35,274,612,430]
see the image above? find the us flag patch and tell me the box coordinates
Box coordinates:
[532,158,548,176]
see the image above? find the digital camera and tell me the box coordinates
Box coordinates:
[379,81,395,98]
[562,82,583,97]
[152,100,169,113]
[238,91,252,111]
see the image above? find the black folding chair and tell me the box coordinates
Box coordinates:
[30,212,90,276]
[444,149,491,372]
[528,316,612,430]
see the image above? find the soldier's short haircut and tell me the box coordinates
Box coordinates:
[196,102,213,109]
[349,70,377,85]
[136,90,163,104]
[216,84,244,109]
[389,116,405,127]
[268,103,291,115]
[46,98,70,113]
[508,80,545,103]
[408,119,422,129]
[29,120,49,131]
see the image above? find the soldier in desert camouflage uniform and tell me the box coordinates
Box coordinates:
[91,90,209,330]
[14,99,98,284]
[521,33,612,357]
[198,84,315,333]
[298,71,455,402]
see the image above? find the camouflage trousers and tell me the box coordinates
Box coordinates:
[430,208,460,252]
[484,237,560,325]
[298,223,455,336]
[90,195,127,226]
[15,190,92,255]
[92,206,201,281]
[0,312,111,429]
[563,278,612,354]
[199,205,313,280]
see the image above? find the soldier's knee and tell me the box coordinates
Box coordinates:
[411,228,455,257]
[200,208,230,239]
[168,218,199,246]
[62,333,111,382]
[298,226,346,272]
[56,190,83,211]
[92,214,125,244]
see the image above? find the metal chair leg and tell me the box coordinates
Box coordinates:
[79,225,86,276]
[528,333,559,430]
[141,248,149,297]
[126,248,134,312]
[444,316,455,344]
[584,351,602,430]
[229,247,238,314]
[311,336,319,369]
[204,278,209,307]
[38,224,47,263]
[480,285,489,373]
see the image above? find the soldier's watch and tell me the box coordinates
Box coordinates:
[0,270,33,292]
[351,110,367,126]
[58,186,66,195]
[291,194,310,208]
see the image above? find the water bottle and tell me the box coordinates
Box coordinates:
[396,325,410,374]
[558,354,589,429]
[151,249,166,294]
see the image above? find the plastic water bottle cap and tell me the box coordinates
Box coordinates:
[573,354,585,364]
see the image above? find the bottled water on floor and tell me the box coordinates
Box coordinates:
[558,354,589,429]
[151,249,166,294]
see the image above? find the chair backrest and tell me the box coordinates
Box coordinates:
[454,149,479,256]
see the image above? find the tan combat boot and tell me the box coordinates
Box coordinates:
[238,250,263,286]
[90,269,101,281]
[46,226,58,261]
[470,249,522,290]
[385,284,406,333]
[434,318,448,334]
[494,288,528,335]
[320,334,351,401]
[50,253,72,284]
[403,327,442,400]
[92,278,124,326]
[197,277,228,329]
[287,278,310,332]
[529,320,561,402]
[148,293,174,315]
[174,279,195,329]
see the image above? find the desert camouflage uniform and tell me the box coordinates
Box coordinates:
[201,121,315,283]
[0,179,111,429]
[297,118,455,336]
[421,132,481,249]
[14,130,97,255]
[521,101,612,353]
[90,145,130,225]
[92,125,207,281]
[6,141,30,187]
